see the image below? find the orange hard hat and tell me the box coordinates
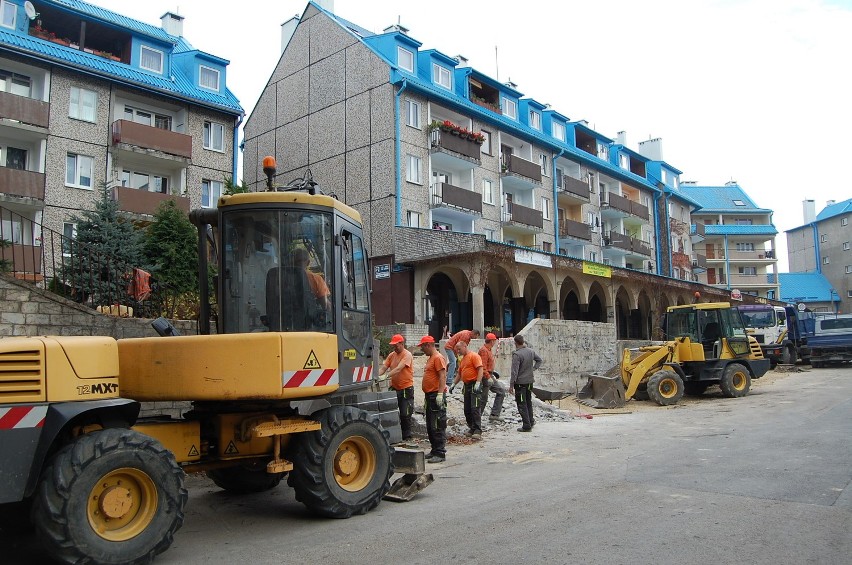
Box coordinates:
[418,335,436,346]
[485,333,498,341]
[389,334,405,345]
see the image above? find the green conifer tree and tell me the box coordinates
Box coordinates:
[143,200,198,318]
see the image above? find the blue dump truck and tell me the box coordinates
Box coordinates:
[809,314,852,368]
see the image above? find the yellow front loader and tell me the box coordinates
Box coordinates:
[579,302,770,408]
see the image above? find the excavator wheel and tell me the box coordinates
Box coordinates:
[208,462,284,493]
[646,370,684,406]
[31,428,187,565]
[720,363,751,397]
[287,406,392,518]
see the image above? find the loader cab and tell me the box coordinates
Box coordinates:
[665,303,750,360]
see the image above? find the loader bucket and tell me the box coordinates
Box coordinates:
[577,371,626,409]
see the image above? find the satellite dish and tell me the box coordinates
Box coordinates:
[24,1,39,21]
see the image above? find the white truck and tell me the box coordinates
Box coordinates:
[738,304,809,366]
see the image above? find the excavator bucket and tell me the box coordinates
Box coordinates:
[577,368,627,409]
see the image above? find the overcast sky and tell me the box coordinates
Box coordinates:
[95,0,852,272]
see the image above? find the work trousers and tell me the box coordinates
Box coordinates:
[424,392,447,458]
[479,377,506,418]
[444,349,457,387]
[462,382,482,434]
[514,383,535,430]
[394,385,414,440]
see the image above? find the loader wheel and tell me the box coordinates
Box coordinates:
[720,363,751,397]
[646,370,684,406]
[31,428,187,565]
[287,406,392,518]
[208,462,284,493]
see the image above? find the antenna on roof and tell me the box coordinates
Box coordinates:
[495,45,499,81]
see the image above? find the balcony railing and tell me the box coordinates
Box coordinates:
[604,231,651,256]
[602,192,648,220]
[113,186,190,216]
[0,167,46,200]
[727,274,778,286]
[558,218,592,241]
[705,248,776,261]
[112,120,192,159]
[502,202,543,228]
[690,222,706,241]
[430,182,482,214]
[692,254,707,271]
[560,175,590,200]
[502,154,542,183]
[0,91,49,128]
[430,129,481,161]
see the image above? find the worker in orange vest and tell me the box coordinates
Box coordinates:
[379,334,414,442]
[451,340,484,439]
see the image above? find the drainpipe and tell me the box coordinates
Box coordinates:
[552,149,565,255]
[653,191,662,275]
[723,234,731,290]
[232,114,243,183]
[811,222,821,273]
[394,80,409,226]
[664,190,672,277]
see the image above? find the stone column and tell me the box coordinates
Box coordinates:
[471,284,485,332]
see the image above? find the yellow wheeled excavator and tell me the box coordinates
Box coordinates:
[579,302,770,408]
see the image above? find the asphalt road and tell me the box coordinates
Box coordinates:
[5,366,851,564]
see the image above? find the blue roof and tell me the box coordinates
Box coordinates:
[704,224,778,236]
[779,273,839,303]
[680,184,771,213]
[816,198,852,222]
[0,2,242,115]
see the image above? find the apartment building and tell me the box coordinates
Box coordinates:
[680,182,779,300]
[243,1,732,338]
[784,198,851,312]
[0,0,242,278]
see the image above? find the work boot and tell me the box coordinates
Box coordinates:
[427,455,445,463]
[489,415,502,422]
[517,427,531,432]
[464,430,473,437]
[471,431,482,440]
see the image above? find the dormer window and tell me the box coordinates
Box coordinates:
[661,169,668,183]
[733,199,745,206]
[199,66,220,91]
[140,46,164,74]
[503,98,517,120]
[432,64,452,89]
[529,111,541,131]
[619,153,629,169]
[0,0,16,29]
[552,122,565,141]
[398,47,414,72]
[596,142,608,160]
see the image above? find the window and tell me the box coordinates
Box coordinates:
[735,242,755,252]
[203,121,225,151]
[529,111,541,130]
[539,154,548,176]
[555,168,563,189]
[843,242,850,251]
[552,122,565,141]
[820,234,827,243]
[406,211,421,228]
[732,199,745,206]
[3,146,26,170]
[122,170,168,194]
[661,169,668,184]
[199,66,220,91]
[597,143,609,160]
[503,98,517,120]
[543,241,552,252]
[483,229,495,240]
[62,222,76,256]
[341,231,370,351]
[123,105,169,129]
[405,99,420,128]
[846,266,852,274]
[154,114,172,130]
[0,0,16,29]
[823,256,830,264]
[619,153,629,169]
[848,290,852,298]
[140,45,164,73]
[406,154,421,183]
[842,217,848,226]
[0,68,31,96]
[65,153,93,189]
[397,47,414,72]
[432,64,451,89]
[482,179,494,205]
[201,179,223,208]
[69,87,97,122]
[542,197,550,220]
[480,130,492,155]
[739,267,757,276]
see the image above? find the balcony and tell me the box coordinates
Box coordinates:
[604,231,651,256]
[430,182,482,215]
[502,202,543,230]
[602,192,648,221]
[558,175,590,202]
[430,129,481,166]
[0,91,49,128]
[501,154,542,191]
[692,254,707,273]
[727,274,779,287]
[0,167,45,200]
[113,186,190,216]
[112,120,192,159]
[705,248,777,262]
[558,218,592,242]
[690,222,705,243]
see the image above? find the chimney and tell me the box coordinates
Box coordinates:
[803,199,816,224]
[826,199,836,207]
[454,54,469,67]
[383,23,410,34]
[281,16,300,54]
[160,12,184,37]
[504,80,517,89]
[615,131,627,145]
[637,137,663,161]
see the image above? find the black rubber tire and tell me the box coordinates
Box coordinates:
[646,370,684,406]
[287,406,392,518]
[208,463,284,493]
[780,346,795,365]
[31,428,187,565]
[684,381,710,397]
[720,363,751,398]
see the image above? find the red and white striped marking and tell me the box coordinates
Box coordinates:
[352,365,372,383]
[0,405,47,430]
[282,368,339,388]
